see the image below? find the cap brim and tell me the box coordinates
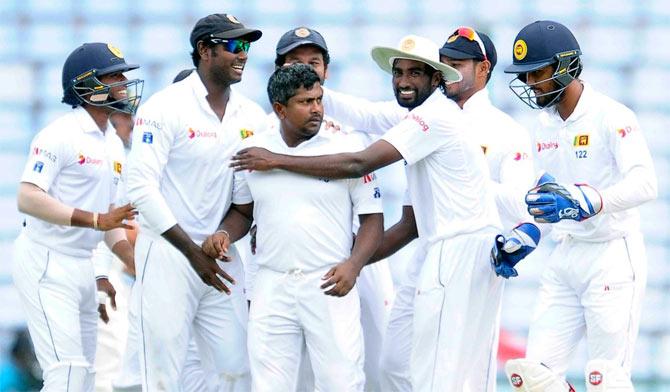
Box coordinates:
[371,46,462,83]
[277,40,328,56]
[503,60,553,74]
[98,63,140,76]
[438,47,481,61]
[212,28,262,42]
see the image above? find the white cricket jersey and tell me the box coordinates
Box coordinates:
[20,107,125,258]
[463,89,535,229]
[126,72,266,242]
[532,83,656,241]
[232,131,383,272]
[382,89,501,243]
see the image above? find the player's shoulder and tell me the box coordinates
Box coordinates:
[37,109,85,142]
[584,84,638,131]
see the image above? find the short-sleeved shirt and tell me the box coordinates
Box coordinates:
[232,131,383,272]
[20,107,125,257]
[532,83,656,241]
[126,72,266,243]
[382,89,501,243]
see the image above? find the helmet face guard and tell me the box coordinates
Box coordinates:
[70,70,144,115]
[508,52,581,109]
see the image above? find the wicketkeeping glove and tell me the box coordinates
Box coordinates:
[490,222,541,278]
[526,182,602,223]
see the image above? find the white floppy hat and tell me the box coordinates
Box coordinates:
[371,35,462,83]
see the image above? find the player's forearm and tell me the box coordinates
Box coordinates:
[600,166,657,213]
[274,152,369,179]
[18,182,99,228]
[125,179,177,234]
[369,214,418,263]
[161,224,200,258]
[218,204,253,243]
[322,87,405,134]
[349,213,384,269]
[111,239,134,270]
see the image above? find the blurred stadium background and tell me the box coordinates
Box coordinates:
[0,0,667,390]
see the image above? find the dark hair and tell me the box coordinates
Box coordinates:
[274,44,330,68]
[190,39,219,67]
[267,63,321,105]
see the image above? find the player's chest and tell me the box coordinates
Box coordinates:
[248,170,349,204]
[534,123,610,170]
[172,118,256,162]
[63,135,120,183]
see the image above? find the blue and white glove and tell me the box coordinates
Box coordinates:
[490,223,541,278]
[526,177,602,223]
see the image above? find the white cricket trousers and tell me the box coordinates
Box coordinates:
[411,230,503,392]
[12,232,98,391]
[249,267,365,392]
[134,231,249,392]
[526,232,647,377]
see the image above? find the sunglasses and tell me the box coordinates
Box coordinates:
[449,26,488,61]
[209,38,251,54]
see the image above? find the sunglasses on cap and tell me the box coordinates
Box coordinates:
[448,26,488,61]
[209,38,251,54]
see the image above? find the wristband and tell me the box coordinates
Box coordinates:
[97,291,109,305]
[93,212,99,230]
[216,229,230,238]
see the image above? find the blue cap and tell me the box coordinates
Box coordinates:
[276,27,328,56]
[504,20,580,74]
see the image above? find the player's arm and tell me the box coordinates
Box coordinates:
[232,138,403,179]
[368,205,417,264]
[322,86,407,134]
[202,203,254,261]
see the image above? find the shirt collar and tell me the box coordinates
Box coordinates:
[72,106,106,134]
[462,88,490,112]
[545,81,592,124]
[187,71,241,119]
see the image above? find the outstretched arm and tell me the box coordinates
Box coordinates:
[369,205,418,264]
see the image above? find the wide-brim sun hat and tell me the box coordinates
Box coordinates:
[371,35,462,83]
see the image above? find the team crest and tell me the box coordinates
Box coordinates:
[294,28,310,38]
[514,40,527,61]
[573,134,589,147]
[226,14,241,24]
[113,161,122,174]
[401,38,415,51]
[107,44,124,58]
[240,129,254,139]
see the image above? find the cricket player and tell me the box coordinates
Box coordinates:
[265,26,399,391]
[205,63,383,392]
[502,20,657,391]
[231,35,505,391]
[12,42,141,391]
[125,13,265,391]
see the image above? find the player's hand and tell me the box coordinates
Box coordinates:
[526,182,602,223]
[98,203,137,231]
[230,147,278,172]
[490,223,540,279]
[202,231,232,261]
[320,260,361,297]
[186,246,235,294]
[96,278,117,323]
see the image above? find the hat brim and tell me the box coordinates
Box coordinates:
[438,47,483,61]
[277,40,328,56]
[371,46,462,83]
[212,28,262,42]
[503,60,553,74]
[98,63,140,76]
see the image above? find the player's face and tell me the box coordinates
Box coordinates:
[283,46,329,83]
[99,72,129,101]
[524,64,561,108]
[209,41,250,85]
[391,59,436,109]
[440,56,478,105]
[283,83,324,140]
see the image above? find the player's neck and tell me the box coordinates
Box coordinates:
[556,80,584,121]
[83,105,110,134]
[280,126,315,147]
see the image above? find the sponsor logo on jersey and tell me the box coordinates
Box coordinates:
[481,145,488,155]
[113,161,122,175]
[135,117,163,130]
[513,152,528,161]
[33,147,57,162]
[373,187,381,199]
[510,373,523,387]
[407,113,429,132]
[240,128,254,139]
[363,172,377,183]
[536,141,559,152]
[588,371,603,385]
[77,153,103,166]
[617,126,634,138]
[142,132,153,144]
[573,134,589,146]
[188,127,217,139]
[33,161,44,173]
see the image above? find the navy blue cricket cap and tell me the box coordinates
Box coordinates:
[439,28,497,71]
[276,27,328,56]
[62,43,138,92]
[504,20,580,74]
[189,13,262,49]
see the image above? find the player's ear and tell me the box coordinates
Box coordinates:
[197,41,210,61]
[323,65,330,81]
[272,102,287,120]
[431,71,443,89]
[477,60,491,81]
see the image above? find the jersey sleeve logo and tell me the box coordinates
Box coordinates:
[617,126,634,138]
[407,113,429,132]
[573,134,589,146]
[142,132,154,144]
[33,161,44,173]
[135,117,163,131]
[373,187,381,199]
[513,152,528,161]
[362,172,377,183]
